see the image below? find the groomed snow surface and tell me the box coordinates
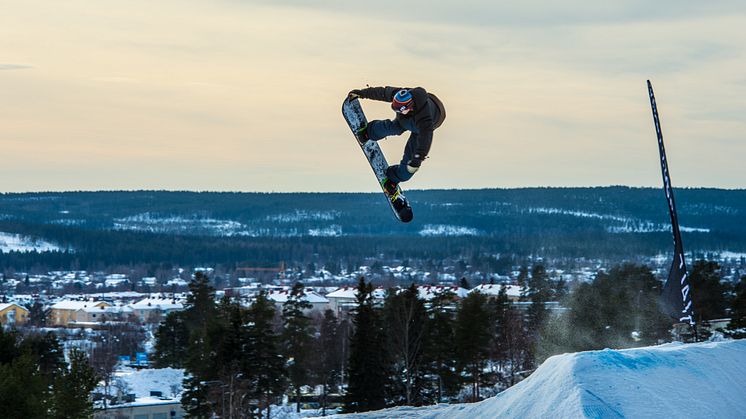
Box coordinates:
[326,339,746,419]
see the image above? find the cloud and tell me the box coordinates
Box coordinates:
[0,64,32,70]
[239,0,746,28]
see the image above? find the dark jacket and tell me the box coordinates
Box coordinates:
[357,86,445,159]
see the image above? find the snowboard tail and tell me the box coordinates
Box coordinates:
[342,98,413,223]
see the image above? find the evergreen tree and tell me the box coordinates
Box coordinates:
[214,299,252,418]
[153,311,189,368]
[553,276,568,301]
[180,272,222,418]
[50,349,98,419]
[311,309,343,416]
[25,300,50,327]
[455,291,491,402]
[282,282,313,413]
[689,260,731,323]
[486,285,510,386]
[526,265,551,332]
[181,375,211,418]
[383,283,428,406]
[726,276,746,338]
[21,332,66,379]
[500,304,531,385]
[185,271,218,328]
[344,277,387,413]
[422,291,459,403]
[0,353,48,418]
[246,291,286,417]
[539,264,672,357]
[0,329,96,419]
[517,265,530,301]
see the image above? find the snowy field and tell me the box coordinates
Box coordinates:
[108,367,185,399]
[0,231,63,253]
[323,339,746,419]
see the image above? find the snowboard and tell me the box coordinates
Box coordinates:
[342,97,414,223]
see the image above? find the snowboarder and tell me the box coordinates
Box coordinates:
[347,86,446,194]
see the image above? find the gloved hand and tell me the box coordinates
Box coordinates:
[348,89,364,101]
[406,154,424,174]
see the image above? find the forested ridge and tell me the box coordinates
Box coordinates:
[0,188,744,270]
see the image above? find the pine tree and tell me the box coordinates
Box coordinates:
[0,353,48,418]
[50,349,98,419]
[422,291,459,403]
[517,265,530,301]
[539,264,673,356]
[726,276,746,338]
[455,291,491,402]
[313,309,343,416]
[486,285,511,386]
[180,272,223,418]
[689,260,731,323]
[282,282,313,413]
[214,299,251,418]
[344,277,387,413]
[25,300,50,327]
[383,283,427,406]
[246,291,286,417]
[526,265,551,333]
[181,375,211,418]
[501,304,531,385]
[21,332,66,379]
[185,271,218,328]
[0,329,96,419]
[153,312,189,368]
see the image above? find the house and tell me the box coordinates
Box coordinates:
[94,398,185,419]
[129,297,184,322]
[266,289,330,313]
[164,278,189,287]
[74,305,133,323]
[470,284,523,302]
[414,285,470,301]
[50,300,110,326]
[140,277,157,287]
[0,303,29,326]
[325,286,386,314]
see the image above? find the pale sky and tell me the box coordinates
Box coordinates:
[2,0,745,192]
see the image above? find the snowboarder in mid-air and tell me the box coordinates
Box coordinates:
[347,86,446,194]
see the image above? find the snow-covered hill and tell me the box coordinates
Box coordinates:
[0,231,63,253]
[329,339,746,419]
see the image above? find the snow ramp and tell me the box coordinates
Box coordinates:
[329,339,746,419]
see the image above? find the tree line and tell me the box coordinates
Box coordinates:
[154,261,746,417]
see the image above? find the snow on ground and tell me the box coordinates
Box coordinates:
[324,339,746,419]
[419,224,481,237]
[110,367,185,398]
[0,231,63,253]
[113,213,245,235]
[527,207,710,234]
[308,225,343,237]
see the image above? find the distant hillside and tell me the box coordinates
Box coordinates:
[0,188,744,269]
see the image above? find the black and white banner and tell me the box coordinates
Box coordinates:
[647,80,695,325]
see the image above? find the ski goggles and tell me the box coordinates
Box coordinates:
[392,101,414,114]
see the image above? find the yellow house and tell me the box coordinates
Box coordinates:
[0,303,29,326]
[50,300,110,326]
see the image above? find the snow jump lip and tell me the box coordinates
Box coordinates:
[324,339,746,419]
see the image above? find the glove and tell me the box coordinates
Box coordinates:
[348,89,364,101]
[406,154,424,174]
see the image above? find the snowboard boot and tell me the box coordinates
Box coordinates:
[356,124,369,144]
[381,177,399,197]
